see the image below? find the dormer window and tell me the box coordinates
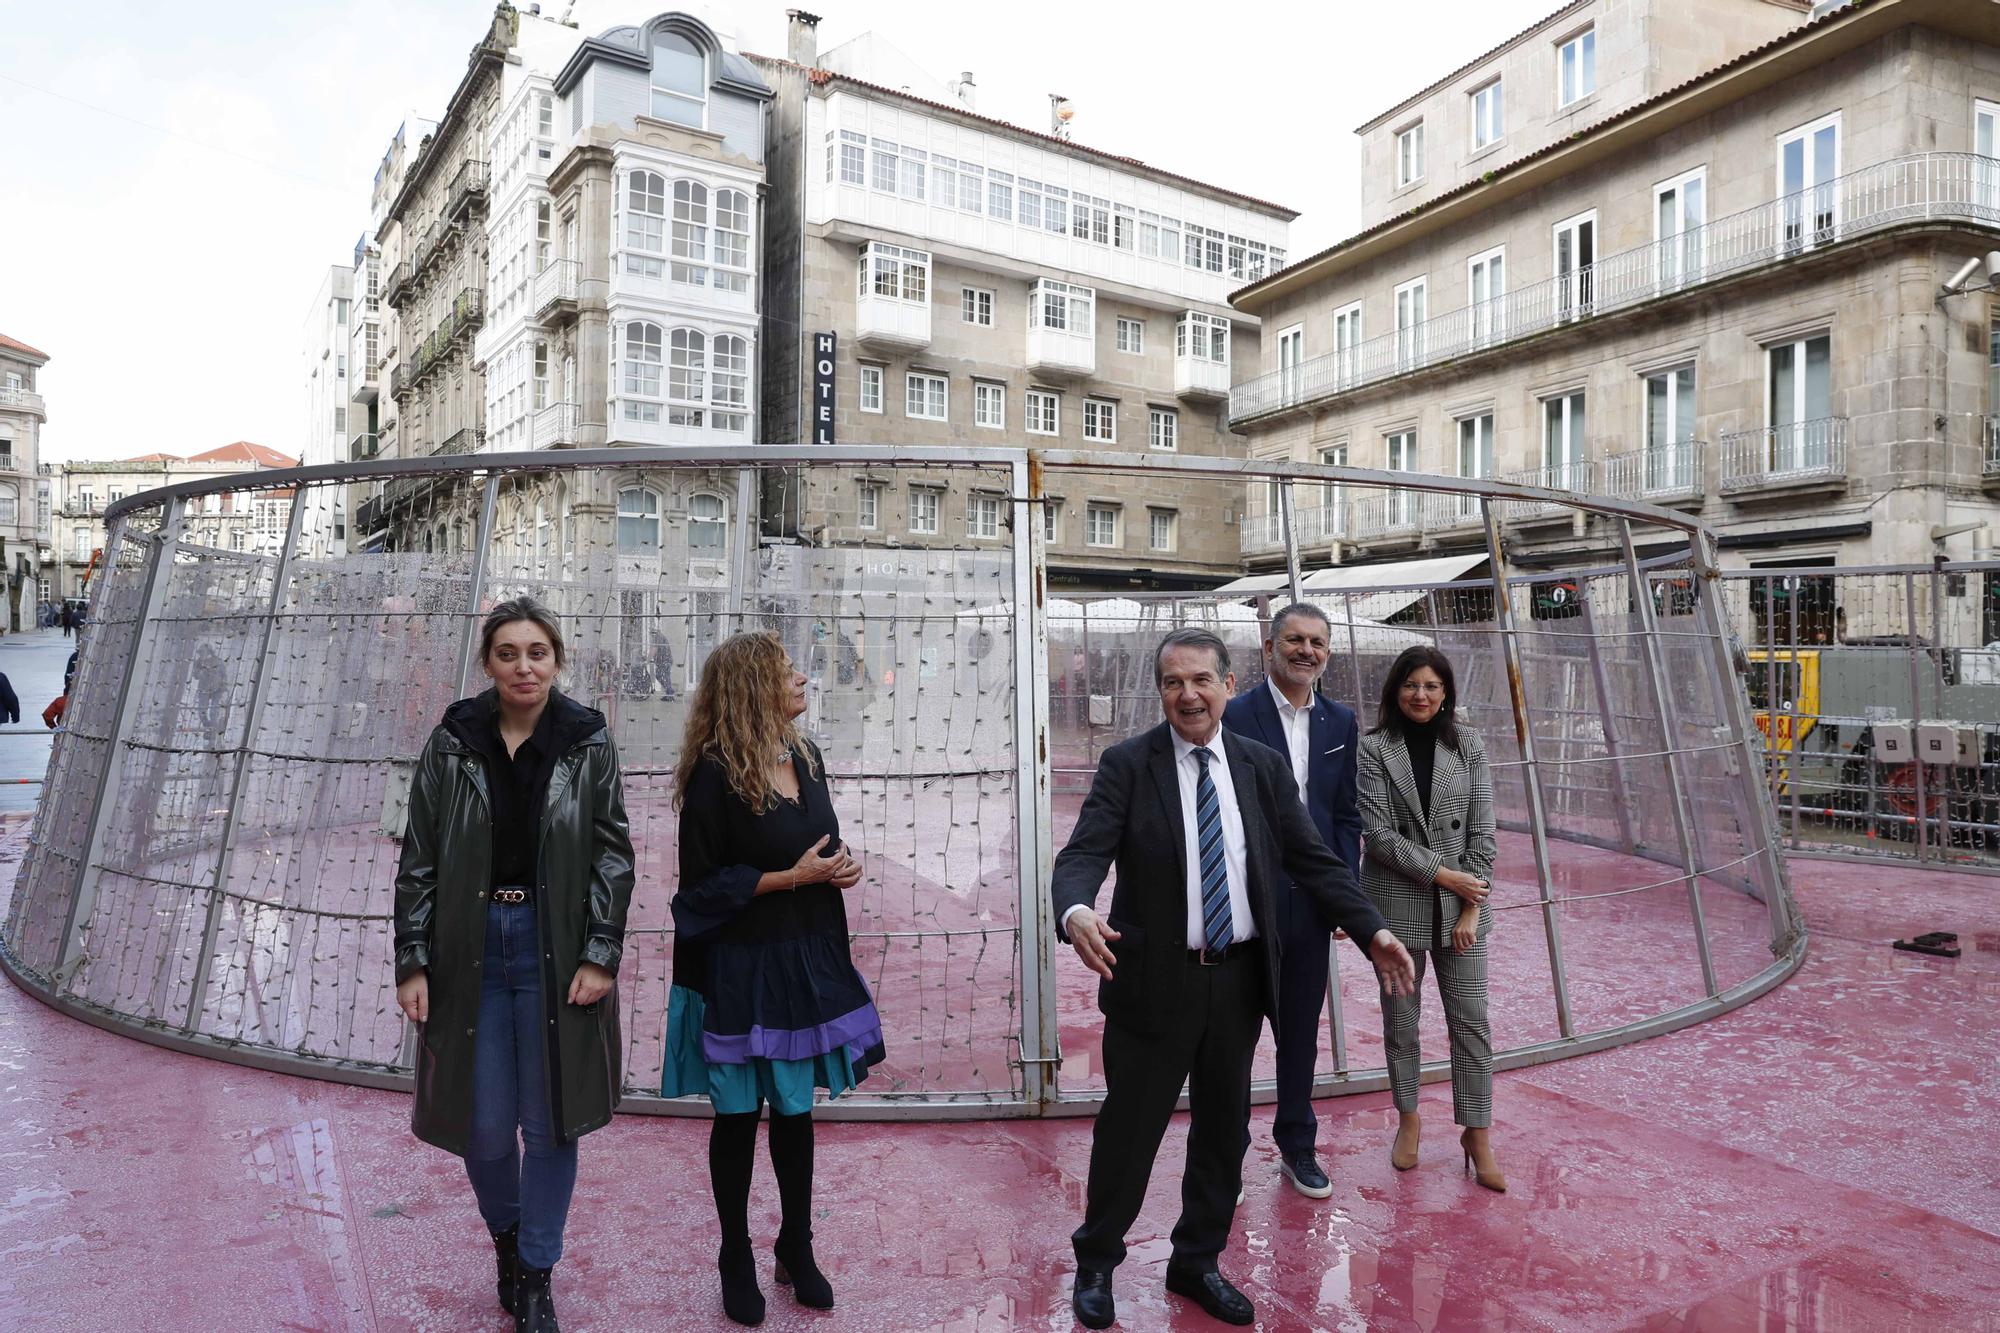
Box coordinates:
[651,30,706,127]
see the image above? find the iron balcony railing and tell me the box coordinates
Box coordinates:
[0,387,47,415]
[1231,152,2000,424]
[435,426,481,457]
[1603,441,1706,502]
[533,259,579,322]
[350,433,380,462]
[1985,414,2000,478]
[382,259,413,306]
[445,159,489,222]
[1348,490,1423,542]
[532,401,578,449]
[1238,499,1348,554]
[389,364,415,399]
[1718,417,1848,492]
[1500,461,1597,520]
[451,287,485,335]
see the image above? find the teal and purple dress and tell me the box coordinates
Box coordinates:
[662,743,884,1115]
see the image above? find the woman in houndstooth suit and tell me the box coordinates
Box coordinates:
[1357,646,1506,1192]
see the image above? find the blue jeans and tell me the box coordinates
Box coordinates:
[463,902,579,1270]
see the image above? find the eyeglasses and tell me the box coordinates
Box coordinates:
[1398,681,1446,696]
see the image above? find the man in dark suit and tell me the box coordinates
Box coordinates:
[1054,628,1414,1329]
[1222,601,1360,1199]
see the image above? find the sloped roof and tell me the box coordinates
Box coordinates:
[1354,0,1592,133]
[0,333,50,362]
[188,441,298,468]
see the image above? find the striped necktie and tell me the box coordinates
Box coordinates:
[1194,747,1234,952]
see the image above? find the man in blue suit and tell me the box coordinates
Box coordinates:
[1222,601,1361,1198]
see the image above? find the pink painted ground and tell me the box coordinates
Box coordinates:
[4,815,1998,1331]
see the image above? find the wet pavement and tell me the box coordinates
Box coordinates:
[0,629,71,814]
[2,817,1997,1331]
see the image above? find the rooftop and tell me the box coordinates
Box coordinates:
[0,332,51,362]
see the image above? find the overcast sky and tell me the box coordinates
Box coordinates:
[1,0,1553,463]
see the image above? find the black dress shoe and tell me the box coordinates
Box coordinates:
[1072,1267,1115,1329]
[1165,1266,1254,1326]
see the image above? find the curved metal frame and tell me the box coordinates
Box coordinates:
[5,446,1808,1120]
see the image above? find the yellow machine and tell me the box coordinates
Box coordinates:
[1745,649,1820,793]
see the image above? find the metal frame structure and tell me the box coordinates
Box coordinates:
[2,447,1810,1120]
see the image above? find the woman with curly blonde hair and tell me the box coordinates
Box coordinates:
[662,630,883,1326]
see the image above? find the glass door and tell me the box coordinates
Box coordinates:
[1655,170,1705,290]
[1554,212,1595,322]
[1778,115,1840,253]
[1644,366,1696,492]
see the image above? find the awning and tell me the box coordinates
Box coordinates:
[1215,554,1488,620]
[1209,572,1291,594]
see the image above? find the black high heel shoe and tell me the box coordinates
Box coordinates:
[718,1241,766,1326]
[773,1232,834,1310]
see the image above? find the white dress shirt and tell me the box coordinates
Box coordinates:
[1172,729,1256,949]
[1267,679,1313,807]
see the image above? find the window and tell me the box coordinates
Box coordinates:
[1542,391,1588,485]
[1778,113,1840,253]
[1148,508,1176,552]
[1018,177,1043,229]
[859,364,884,413]
[671,180,709,285]
[1472,80,1504,150]
[871,139,899,193]
[711,334,749,431]
[1026,389,1059,436]
[536,201,553,270]
[1177,312,1229,364]
[906,372,947,421]
[1978,101,2000,212]
[970,493,1001,539]
[974,381,1006,429]
[859,242,929,303]
[1149,408,1178,452]
[533,341,549,411]
[651,29,707,127]
[1086,504,1119,548]
[1332,302,1362,387]
[1765,334,1833,470]
[689,492,726,554]
[1083,399,1117,443]
[623,321,662,421]
[838,130,866,184]
[1644,366,1697,491]
[857,481,881,529]
[1317,442,1348,514]
[617,487,661,554]
[1652,169,1707,290]
[713,189,750,292]
[1278,324,1304,402]
[1395,122,1424,187]
[1042,498,1061,543]
[667,328,706,426]
[910,488,940,535]
[625,170,666,279]
[1394,277,1427,366]
[961,287,994,326]
[1386,429,1418,526]
[1116,318,1145,354]
[901,146,926,200]
[1034,278,1094,334]
[1467,247,1505,346]
[1558,27,1596,107]
[536,93,555,153]
[335,297,349,325]
[1458,413,1495,480]
[988,171,1014,220]
[1553,211,1596,322]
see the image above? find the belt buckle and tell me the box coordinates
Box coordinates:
[494,887,528,905]
[1198,944,1222,967]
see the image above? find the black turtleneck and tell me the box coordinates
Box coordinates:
[1404,717,1441,821]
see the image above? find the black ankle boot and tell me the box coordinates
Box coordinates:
[773,1231,834,1310]
[514,1263,558,1333]
[718,1240,766,1326]
[490,1226,520,1315]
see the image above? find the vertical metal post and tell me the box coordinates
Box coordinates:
[1787,573,1803,848]
[1482,501,1574,1039]
[1576,587,1638,854]
[1010,452,1059,1110]
[1690,530,1797,950]
[1617,522,1718,997]
[181,491,308,1031]
[55,499,186,988]
[1343,590,1364,719]
[1929,563,1954,850]
[727,465,759,637]
[1278,478,1304,605]
[1763,574,1781,817]
[454,476,503,696]
[1904,570,1929,863]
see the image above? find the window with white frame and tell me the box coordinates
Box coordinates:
[901,146,926,200]
[969,493,1001,539]
[1394,276,1427,366]
[1116,317,1145,354]
[1554,211,1596,321]
[617,487,661,554]
[910,487,940,535]
[1468,246,1505,345]
[1333,302,1362,385]
[871,138,899,192]
[1386,429,1417,525]
[1318,442,1348,514]
[536,93,555,158]
[623,321,663,421]
[988,170,1014,220]
[1018,177,1044,229]
[859,242,929,304]
[1086,504,1120,548]
[1026,389,1059,435]
[838,130,866,184]
[536,201,553,270]
[1644,365,1697,489]
[961,287,994,326]
[974,381,1006,429]
[1034,278,1094,334]
[710,334,748,431]
[713,189,751,292]
[651,29,707,127]
[1396,121,1424,188]
[1542,391,1588,480]
[533,341,549,411]
[688,492,727,554]
[1176,311,1229,364]
[1472,80,1504,150]
[1042,498,1062,543]
[906,372,947,421]
[1558,27,1596,107]
[1765,334,1832,446]
[1083,399,1117,443]
[671,180,709,285]
[668,328,706,426]
[1457,412,1495,482]
[1148,508,1176,552]
[1655,168,1706,288]
[1978,101,2000,211]
[625,170,666,279]
[1278,324,1304,400]
[1778,113,1841,252]
[1149,407,1177,452]
[857,481,881,529]
[858,364,884,413]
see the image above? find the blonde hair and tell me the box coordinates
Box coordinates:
[674,630,820,811]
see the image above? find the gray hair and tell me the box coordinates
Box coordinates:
[1268,601,1332,642]
[480,596,567,668]
[1154,627,1230,686]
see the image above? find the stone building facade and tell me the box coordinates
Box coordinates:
[0,333,50,629]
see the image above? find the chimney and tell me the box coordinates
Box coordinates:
[787,9,821,67]
[954,70,977,112]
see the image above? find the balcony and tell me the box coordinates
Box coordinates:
[1501,461,1597,524]
[1603,442,1706,506]
[855,291,930,352]
[1718,418,1848,496]
[1230,153,2000,426]
[450,288,485,338]
[0,386,46,418]
[415,219,449,275]
[1423,488,1488,535]
[1349,491,1423,545]
[533,259,579,326]
[435,426,480,457]
[390,364,416,400]
[1175,354,1230,402]
[532,402,578,449]
[382,260,413,307]
[355,495,382,536]
[444,159,489,224]
[1239,500,1348,557]
[349,433,380,462]
[1026,325,1096,379]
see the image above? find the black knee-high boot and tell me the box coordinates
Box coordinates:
[710,1113,764,1326]
[768,1111,832,1309]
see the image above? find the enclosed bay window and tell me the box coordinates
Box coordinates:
[1034,278,1094,334]
[667,328,706,426]
[713,189,751,292]
[1176,311,1229,364]
[859,242,929,304]
[622,321,663,421]
[838,130,867,184]
[710,334,748,431]
[624,170,667,279]
[671,180,709,285]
